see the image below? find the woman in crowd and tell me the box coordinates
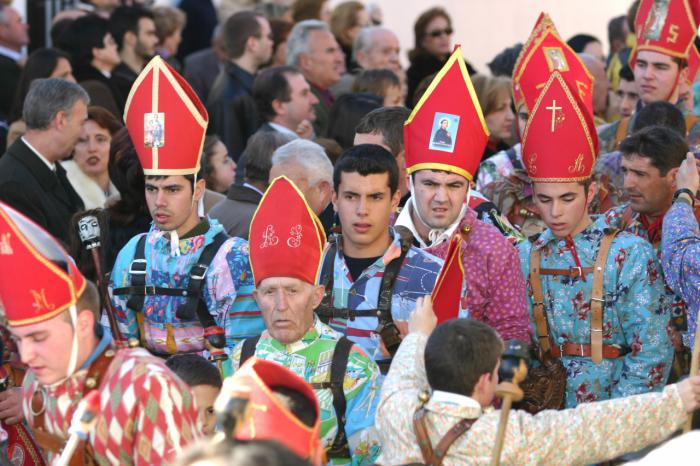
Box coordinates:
[202,135,237,194]
[291,0,331,23]
[472,74,516,161]
[330,1,370,70]
[269,19,293,67]
[153,5,187,72]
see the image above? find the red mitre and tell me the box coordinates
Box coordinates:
[0,202,86,327]
[248,176,326,286]
[512,12,557,109]
[522,71,599,183]
[403,46,489,181]
[514,27,594,116]
[431,235,464,324]
[233,358,323,464]
[632,0,699,66]
[124,55,208,175]
[687,40,700,83]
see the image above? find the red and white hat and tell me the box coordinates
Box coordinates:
[632,0,700,66]
[522,71,599,182]
[512,12,557,110]
[248,176,326,286]
[124,56,208,175]
[431,235,464,324]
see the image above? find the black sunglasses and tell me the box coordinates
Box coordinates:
[427,27,453,38]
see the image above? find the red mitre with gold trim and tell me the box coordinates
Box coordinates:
[512,12,557,109]
[632,0,699,66]
[687,39,700,83]
[0,202,86,327]
[431,235,464,324]
[514,26,594,116]
[522,71,599,183]
[403,46,489,181]
[232,358,323,465]
[248,176,326,286]
[124,55,208,175]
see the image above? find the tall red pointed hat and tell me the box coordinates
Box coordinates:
[0,202,86,326]
[522,71,599,182]
[404,46,489,181]
[124,55,208,175]
[248,176,326,286]
[431,234,464,324]
[632,0,699,66]
[512,12,558,110]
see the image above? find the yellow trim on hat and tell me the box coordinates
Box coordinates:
[406,162,473,181]
[529,175,592,183]
[513,13,557,83]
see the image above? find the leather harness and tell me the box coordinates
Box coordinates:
[412,406,475,466]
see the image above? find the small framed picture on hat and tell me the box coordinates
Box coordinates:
[429,112,460,153]
[144,112,165,148]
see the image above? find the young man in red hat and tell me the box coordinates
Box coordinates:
[394,46,531,342]
[517,71,673,408]
[228,176,382,466]
[0,202,199,464]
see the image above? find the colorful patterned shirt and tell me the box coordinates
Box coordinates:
[109,219,262,355]
[662,200,700,348]
[376,332,687,466]
[517,215,673,407]
[22,340,199,465]
[321,228,443,361]
[228,318,382,466]
[476,144,523,191]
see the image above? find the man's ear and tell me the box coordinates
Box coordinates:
[318,180,332,203]
[310,284,325,309]
[331,189,339,212]
[586,180,599,206]
[123,30,137,49]
[667,167,680,189]
[298,52,311,72]
[391,188,401,211]
[472,372,492,398]
[193,178,206,202]
[77,309,96,338]
[271,98,285,117]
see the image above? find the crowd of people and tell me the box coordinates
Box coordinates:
[1,0,700,464]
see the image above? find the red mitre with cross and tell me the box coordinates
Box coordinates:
[512,12,557,110]
[232,358,323,465]
[431,235,464,324]
[522,71,599,183]
[0,202,86,327]
[248,176,326,286]
[403,46,489,181]
[514,26,594,116]
[124,55,208,175]
[632,0,699,66]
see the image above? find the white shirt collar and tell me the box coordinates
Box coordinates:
[21,137,56,171]
[0,46,23,62]
[430,390,482,410]
[268,122,299,138]
[394,197,464,248]
[243,182,264,196]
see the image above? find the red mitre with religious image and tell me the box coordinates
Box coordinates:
[403,46,489,181]
[431,235,464,324]
[522,71,599,183]
[248,176,326,286]
[514,26,594,116]
[632,0,699,66]
[512,12,557,109]
[0,202,86,327]
[124,55,208,175]
[233,358,323,465]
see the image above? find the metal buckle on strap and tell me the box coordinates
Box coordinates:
[190,264,208,281]
[129,259,148,274]
[142,285,156,295]
[590,297,605,303]
[570,266,582,278]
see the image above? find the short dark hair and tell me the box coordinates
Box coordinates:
[223,11,263,59]
[566,34,601,54]
[243,131,295,184]
[631,100,685,136]
[355,106,411,157]
[110,6,154,50]
[60,14,111,68]
[144,171,202,192]
[608,15,627,46]
[253,65,300,121]
[271,386,317,427]
[333,144,399,194]
[325,92,382,150]
[351,68,401,99]
[165,354,223,388]
[620,125,688,176]
[424,319,503,397]
[487,42,523,77]
[619,64,634,82]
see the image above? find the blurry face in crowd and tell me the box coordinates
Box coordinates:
[254,278,324,344]
[616,78,639,118]
[145,176,205,236]
[583,41,605,63]
[516,104,529,141]
[485,92,514,141]
[621,153,677,217]
[272,40,287,67]
[269,162,331,215]
[134,17,158,58]
[252,16,274,67]
[333,171,399,257]
[277,72,318,128]
[634,50,684,104]
[300,29,345,89]
[411,170,468,229]
[588,57,610,116]
[162,27,183,56]
[207,141,236,193]
[421,15,452,58]
[353,131,409,198]
[344,8,370,46]
[357,29,401,74]
[51,57,76,82]
[383,84,403,107]
[533,181,595,239]
[93,33,121,70]
[192,384,219,436]
[0,7,29,51]
[319,0,332,24]
[74,119,111,178]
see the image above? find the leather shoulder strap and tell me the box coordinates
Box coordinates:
[125,235,148,314]
[239,336,260,367]
[326,336,353,459]
[590,230,618,364]
[529,247,552,355]
[412,407,475,466]
[614,117,630,149]
[316,240,338,324]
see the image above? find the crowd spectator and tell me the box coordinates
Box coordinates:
[472,74,515,162]
[201,134,236,194]
[152,5,187,71]
[182,26,227,103]
[352,68,403,107]
[330,1,370,71]
[291,0,331,24]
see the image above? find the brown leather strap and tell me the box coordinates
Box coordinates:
[614,116,630,149]
[412,408,475,466]
[551,341,629,359]
[413,408,434,465]
[529,248,552,354]
[539,267,594,278]
[685,113,697,134]
[590,231,618,364]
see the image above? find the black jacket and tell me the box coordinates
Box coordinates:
[0,138,85,245]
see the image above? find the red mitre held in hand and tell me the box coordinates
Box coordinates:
[233,358,323,465]
[514,25,594,116]
[0,202,86,326]
[124,55,208,175]
[403,46,489,181]
[248,176,326,286]
[431,234,464,324]
[522,71,599,183]
[632,0,699,66]
[512,12,557,109]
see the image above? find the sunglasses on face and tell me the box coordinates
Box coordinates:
[427,27,453,38]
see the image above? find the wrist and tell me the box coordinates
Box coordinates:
[673,188,695,205]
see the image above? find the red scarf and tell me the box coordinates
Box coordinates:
[639,213,665,244]
[565,236,587,282]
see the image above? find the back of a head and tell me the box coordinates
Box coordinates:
[271,386,317,427]
[351,68,400,99]
[60,14,110,67]
[632,101,685,136]
[244,131,296,184]
[487,42,523,78]
[567,33,601,53]
[223,11,262,60]
[355,106,411,157]
[174,439,311,466]
[286,20,329,67]
[166,353,223,389]
[271,139,333,186]
[333,143,398,193]
[620,125,688,175]
[110,5,153,50]
[326,92,382,149]
[108,127,148,220]
[23,78,89,131]
[425,319,503,397]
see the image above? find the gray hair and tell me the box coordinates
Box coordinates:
[23,78,90,130]
[353,26,393,63]
[286,20,329,68]
[271,139,333,186]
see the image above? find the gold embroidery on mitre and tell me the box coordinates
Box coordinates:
[287,225,303,248]
[260,225,279,249]
[568,153,585,174]
[0,233,12,255]
[668,23,679,43]
[543,47,570,72]
[527,153,538,174]
[644,0,669,41]
[546,100,563,132]
[30,289,55,312]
